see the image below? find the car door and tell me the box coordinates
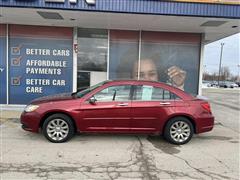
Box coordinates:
[131,84,176,133]
[80,84,132,132]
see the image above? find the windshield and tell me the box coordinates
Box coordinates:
[76,81,109,98]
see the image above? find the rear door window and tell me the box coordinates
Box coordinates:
[134,85,180,101]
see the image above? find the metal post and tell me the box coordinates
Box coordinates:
[73,27,78,92]
[6,24,9,104]
[198,33,204,96]
[137,30,142,80]
[217,43,224,87]
[107,29,110,80]
[237,64,240,82]
[203,65,206,80]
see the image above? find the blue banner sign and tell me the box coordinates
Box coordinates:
[9,26,73,104]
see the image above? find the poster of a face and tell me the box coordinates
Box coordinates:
[109,30,201,95]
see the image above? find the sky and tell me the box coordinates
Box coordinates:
[203,33,240,76]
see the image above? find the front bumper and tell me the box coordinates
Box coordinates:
[20,111,41,133]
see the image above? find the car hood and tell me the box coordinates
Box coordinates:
[30,92,75,104]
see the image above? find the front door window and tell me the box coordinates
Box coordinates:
[94,85,131,102]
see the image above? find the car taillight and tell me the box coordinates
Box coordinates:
[201,102,212,114]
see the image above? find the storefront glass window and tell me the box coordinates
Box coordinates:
[108,30,200,95]
[140,32,201,95]
[109,30,139,80]
[77,28,108,90]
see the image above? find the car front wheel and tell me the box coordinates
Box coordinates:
[42,114,75,143]
[164,117,194,145]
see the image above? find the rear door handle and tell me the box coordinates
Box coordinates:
[160,102,171,105]
[118,103,128,106]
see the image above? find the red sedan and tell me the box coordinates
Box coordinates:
[21,80,214,144]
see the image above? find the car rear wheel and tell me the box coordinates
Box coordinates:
[42,114,75,143]
[164,117,193,145]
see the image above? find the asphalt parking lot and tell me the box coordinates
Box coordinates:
[0,88,239,180]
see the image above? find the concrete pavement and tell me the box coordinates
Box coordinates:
[202,88,240,133]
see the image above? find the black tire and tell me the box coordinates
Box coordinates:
[164,117,194,145]
[42,113,75,143]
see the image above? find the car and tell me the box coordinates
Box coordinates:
[235,82,240,87]
[21,80,214,145]
[219,83,227,88]
[219,81,238,88]
[230,83,238,88]
[210,81,218,87]
[202,81,211,88]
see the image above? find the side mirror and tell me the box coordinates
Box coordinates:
[89,96,96,104]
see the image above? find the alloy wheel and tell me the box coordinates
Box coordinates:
[46,118,69,141]
[170,121,191,143]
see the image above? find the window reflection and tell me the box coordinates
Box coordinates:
[77,28,108,90]
[109,30,139,80]
[77,28,108,72]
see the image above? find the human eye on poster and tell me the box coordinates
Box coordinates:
[109,30,201,95]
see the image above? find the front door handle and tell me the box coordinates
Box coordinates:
[118,103,128,106]
[160,102,171,105]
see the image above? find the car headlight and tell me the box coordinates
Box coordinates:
[24,105,39,112]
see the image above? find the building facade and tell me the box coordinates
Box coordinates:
[0,0,239,105]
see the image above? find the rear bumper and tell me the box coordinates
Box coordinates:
[196,116,214,134]
[20,111,41,133]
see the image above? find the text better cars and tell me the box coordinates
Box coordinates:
[21,80,214,145]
